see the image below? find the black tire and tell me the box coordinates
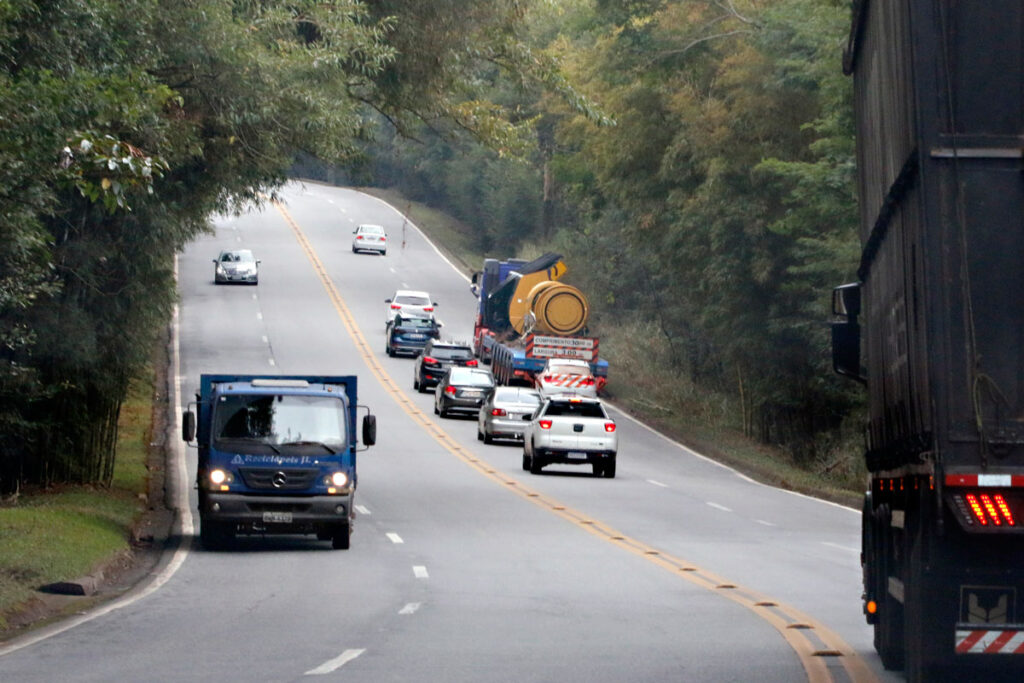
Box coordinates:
[382,250,387,256]
[529,448,543,474]
[200,518,230,550]
[332,524,351,550]
[434,402,440,415]
[604,459,616,478]
[477,428,484,441]
[351,246,357,253]
[592,463,603,477]
[522,451,530,471]
[483,431,493,445]
[870,502,904,670]
[413,375,420,391]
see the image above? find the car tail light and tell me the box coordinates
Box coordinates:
[445,386,457,395]
[356,235,364,240]
[491,408,506,417]
[391,304,401,310]
[543,375,553,382]
[466,359,478,367]
[583,377,595,385]
[539,419,552,430]
[423,356,439,366]
[380,236,386,241]
[604,422,616,433]
[424,306,434,312]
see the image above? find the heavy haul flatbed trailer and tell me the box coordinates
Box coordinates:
[489,334,609,390]
[831,2,1024,680]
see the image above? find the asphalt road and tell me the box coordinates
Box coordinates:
[0,181,900,682]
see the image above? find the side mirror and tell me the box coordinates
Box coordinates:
[831,283,866,384]
[212,258,218,264]
[256,259,261,265]
[362,414,377,446]
[182,410,196,442]
[385,298,392,303]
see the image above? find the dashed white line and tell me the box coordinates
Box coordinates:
[399,602,422,615]
[755,519,776,527]
[821,541,858,553]
[305,648,366,676]
[252,293,257,300]
[706,502,732,513]
[262,335,269,343]
[256,312,263,321]
[355,505,371,515]
[647,479,669,488]
[386,532,404,544]
[268,358,276,367]
[413,565,429,579]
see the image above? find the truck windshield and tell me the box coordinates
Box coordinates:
[212,394,347,449]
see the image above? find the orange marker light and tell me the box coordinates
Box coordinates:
[866,600,878,615]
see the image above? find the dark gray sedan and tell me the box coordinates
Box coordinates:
[477,386,542,444]
[434,367,495,418]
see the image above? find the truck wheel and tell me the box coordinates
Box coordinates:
[871,503,904,670]
[200,519,230,550]
[332,524,351,550]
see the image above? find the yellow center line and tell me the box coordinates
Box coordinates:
[274,200,876,683]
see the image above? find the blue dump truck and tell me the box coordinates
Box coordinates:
[182,375,376,550]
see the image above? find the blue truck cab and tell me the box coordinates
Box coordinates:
[182,375,376,550]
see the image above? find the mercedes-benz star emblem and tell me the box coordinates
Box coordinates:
[272,471,288,488]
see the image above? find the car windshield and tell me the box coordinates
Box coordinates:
[359,225,384,235]
[449,370,493,387]
[547,365,590,376]
[430,347,473,360]
[221,250,254,263]
[543,401,606,419]
[212,394,347,449]
[396,295,430,306]
[495,388,541,405]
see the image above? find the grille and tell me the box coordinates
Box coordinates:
[239,467,319,491]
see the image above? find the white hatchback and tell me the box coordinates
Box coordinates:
[385,289,436,323]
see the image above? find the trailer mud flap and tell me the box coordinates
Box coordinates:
[956,585,1023,654]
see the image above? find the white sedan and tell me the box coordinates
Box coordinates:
[352,224,387,255]
[386,289,436,323]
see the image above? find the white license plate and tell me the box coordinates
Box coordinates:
[263,511,293,523]
[462,390,482,397]
[567,451,587,459]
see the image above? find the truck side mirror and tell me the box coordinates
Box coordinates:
[831,283,866,384]
[182,410,196,442]
[362,414,377,446]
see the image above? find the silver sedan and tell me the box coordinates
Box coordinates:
[477,386,542,444]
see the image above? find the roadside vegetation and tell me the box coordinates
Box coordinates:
[0,372,153,633]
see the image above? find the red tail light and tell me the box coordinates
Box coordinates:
[424,306,434,312]
[583,377,595,385]
[604,422,616,433]
[356,235,364,240]
[543,375,553,382]
[539,419,552,430]
[995,494,1016,525]
[423,356,439,366]
[466,359,478,367]
[965,494,989,526]
[491,408,506,417]
[390,304,401,310]
[444,386,457,395]
[380,236,386,241]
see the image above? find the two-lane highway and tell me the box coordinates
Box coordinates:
[0,181,898,682]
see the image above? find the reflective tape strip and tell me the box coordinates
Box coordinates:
[945,474,1024,488]
[956,629,1024,654]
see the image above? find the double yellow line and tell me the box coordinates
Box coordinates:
[275,199,876,683]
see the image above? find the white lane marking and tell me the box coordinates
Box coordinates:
[389,267,397,274]
[268,358,276,367]
[706,502,732,513]
[355,504,371,515]
[647,479,669,488]
[821,541,858,553]
[386,532,404,544]
[328,200,335,205]
[413,566,429,579]
[399,602,422,615]
[256,312,263,321]
[262,335,269,343]
[252,293,257,300]
[348,217,354,222]
[305,648,366,676]
[755,519,776,527]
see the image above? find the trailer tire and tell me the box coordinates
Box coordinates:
[872,503,904,670]
[332,524,351,550]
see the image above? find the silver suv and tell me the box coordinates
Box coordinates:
[522,396,618,478]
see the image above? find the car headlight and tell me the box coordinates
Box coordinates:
[215,265,226,274]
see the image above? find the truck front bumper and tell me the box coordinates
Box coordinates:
[200,491,352,532]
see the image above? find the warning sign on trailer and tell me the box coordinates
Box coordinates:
[527,335,599,361]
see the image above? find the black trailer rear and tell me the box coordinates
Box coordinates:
[834,1,1024,679]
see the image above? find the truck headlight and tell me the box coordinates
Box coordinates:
[209,469,233,487]
[331,472,349,488]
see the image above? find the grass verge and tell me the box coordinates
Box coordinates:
[0,372,153,633]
